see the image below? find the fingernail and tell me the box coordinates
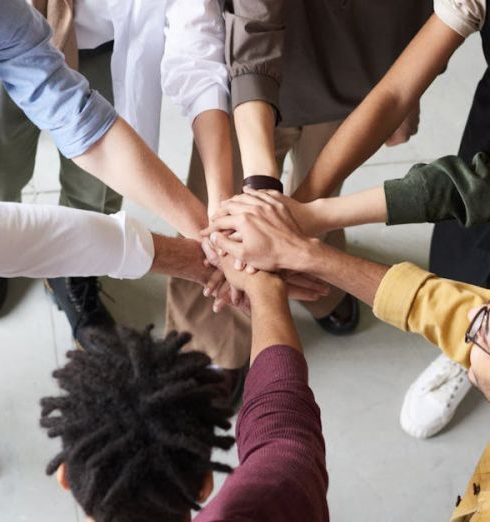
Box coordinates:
[210,232,217,244]
[203,288,210,297]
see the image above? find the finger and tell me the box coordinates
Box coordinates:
[218,197,260,216]
[245,264,257,274]
[213,298,226,314]
[210,231,244,259]
[234,258,245,271]
[204,215,242,235]
[203,269,225,298]
[229,230,242,242]
[211,206,231,220]
[230,285,242,306]
[201,238,220,268]
[243,187,283,206]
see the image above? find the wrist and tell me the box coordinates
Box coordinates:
[247,274,286,304]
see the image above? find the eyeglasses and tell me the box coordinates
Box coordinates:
[465,306,490,355]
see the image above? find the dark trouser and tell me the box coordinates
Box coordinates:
[0,43,122,214]
[430,66,490,288]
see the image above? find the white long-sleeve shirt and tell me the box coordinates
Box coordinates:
[74,0,229,152]
[0,203,154,279]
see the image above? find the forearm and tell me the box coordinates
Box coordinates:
[192,110,234,214]
[307,187,387,233]
[151,235,213,286]
[234,101,279,180]
[248,279,301,364]
[288,241,389,307]
[294,15,464,201]
[73,118,208,240]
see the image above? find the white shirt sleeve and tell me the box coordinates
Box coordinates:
[434,0,486,37]
[0,203,154,279]
[161,0,230,123]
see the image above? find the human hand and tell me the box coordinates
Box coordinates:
[467,306,490,402]
[385,102,420,147]
[214,188,325,237]
[202,191,316,273]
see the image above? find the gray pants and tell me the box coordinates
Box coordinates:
[0,46,122,214]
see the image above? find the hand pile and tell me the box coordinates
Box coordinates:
[199,188,329,315]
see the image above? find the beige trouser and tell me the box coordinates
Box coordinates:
[166,121,344,368]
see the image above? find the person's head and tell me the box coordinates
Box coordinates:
[466,306,490,401]
[40,326,235,522]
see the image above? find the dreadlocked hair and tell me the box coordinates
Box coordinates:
[40,326,235,522]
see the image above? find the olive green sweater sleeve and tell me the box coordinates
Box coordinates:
[384,152,490,227]
[224,0,285,116]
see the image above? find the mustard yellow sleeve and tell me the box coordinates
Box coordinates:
[373,262,490,369]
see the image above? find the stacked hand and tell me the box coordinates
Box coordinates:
[200,188,329,313]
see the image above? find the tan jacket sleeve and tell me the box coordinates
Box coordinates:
[373,262,490,369]
[32,0,78,69]
[224,0,285,116]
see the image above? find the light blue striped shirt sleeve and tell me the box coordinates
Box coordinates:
[0,0,117,158]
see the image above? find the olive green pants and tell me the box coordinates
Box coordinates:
[0,46,122,214]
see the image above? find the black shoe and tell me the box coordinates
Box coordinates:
[45,277,116,351]
[0,278,7,311]
[315,294,360,336]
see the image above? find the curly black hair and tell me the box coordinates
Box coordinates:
[40,326,235,522]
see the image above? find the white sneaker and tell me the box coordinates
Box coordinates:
[400,354,472,439]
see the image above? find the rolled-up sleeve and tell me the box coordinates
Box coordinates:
[434,0,486,38]
[385,153,490,227]
[0,0,117,158]
[373,262,490,368]
[161,0,230,124]
[224,0,285,115]
[0,204,154,279]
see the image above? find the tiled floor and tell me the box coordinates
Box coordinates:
[1,33,490,522]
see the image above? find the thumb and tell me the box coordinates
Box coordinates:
[210,232,243,260]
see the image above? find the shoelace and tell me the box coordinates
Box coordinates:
[420,360,466,408]
[424,361,463,393]
[67,277,115,314]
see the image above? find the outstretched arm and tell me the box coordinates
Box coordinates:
[211,150,490,237]
[0,203,213,285]
[74,118,208,239]
[225,0,285,182]
[1,0,208,239]
[205,195,490,371]
[294,14,464,201]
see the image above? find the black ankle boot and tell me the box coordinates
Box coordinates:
[45,277,116,351]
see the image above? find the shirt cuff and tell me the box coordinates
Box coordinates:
[384,173,431,226]
[434,0,481,38]
[187,86,230,124]
[244,345,308,401]
[109,212,154,279]
[373,263,433,331]
[231,73,281,123]
[53,90,118,158]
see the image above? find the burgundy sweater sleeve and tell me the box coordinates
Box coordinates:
[196,345,329,522]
